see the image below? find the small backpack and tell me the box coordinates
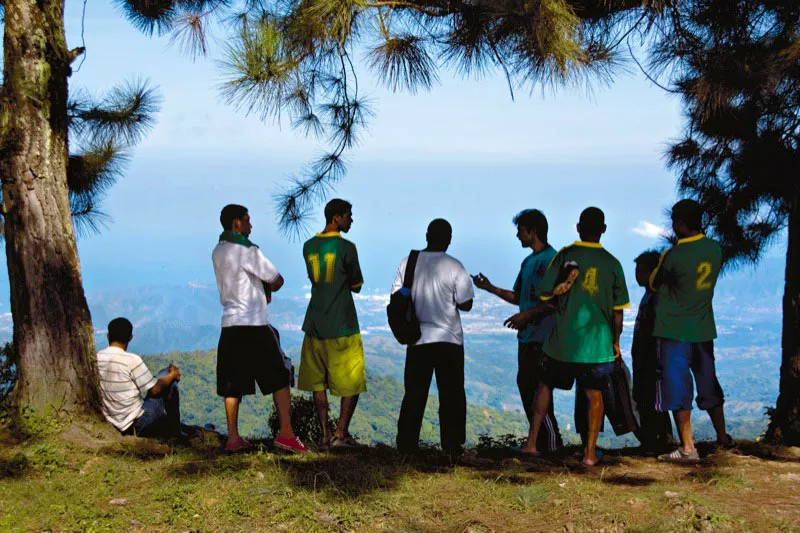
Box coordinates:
[387,250,421,345]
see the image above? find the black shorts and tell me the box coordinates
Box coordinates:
[541,356,614,391]
[217,326,290,397]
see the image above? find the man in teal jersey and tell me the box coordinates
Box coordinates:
[298,199,367,449]
[520,207,629,466]
[472,209,563,453]
[651,199,732,463]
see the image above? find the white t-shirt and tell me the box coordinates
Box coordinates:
[391,251,474,346]
[97,346,158,431]
[212,241,280,327]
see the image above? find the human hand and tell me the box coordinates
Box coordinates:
[612,343,621,360]
[503,311,531,331]
[169,364,182,382]
[471,272,492,291]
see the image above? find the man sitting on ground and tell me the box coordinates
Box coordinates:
[97,317,183,438]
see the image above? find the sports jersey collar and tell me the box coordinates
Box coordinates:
[677,233,705,245]
[573,241,603,248]
[316,232,341,238]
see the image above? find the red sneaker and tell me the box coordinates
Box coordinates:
[274,434,308,454]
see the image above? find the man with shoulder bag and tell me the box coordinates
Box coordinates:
[390,219,474,455]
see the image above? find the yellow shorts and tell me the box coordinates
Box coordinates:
[298,333,367,397]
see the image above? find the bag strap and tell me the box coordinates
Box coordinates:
[403,250,420,289]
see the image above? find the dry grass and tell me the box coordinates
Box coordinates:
[1,426,799,531]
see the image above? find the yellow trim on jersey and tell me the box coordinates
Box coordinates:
[316,232,342,238]
[573,241,603,248]
[540,293,554,302]
[351,281,364,290]
[649,251,669,291]
[613,302,631,310]
[677,233,705,245]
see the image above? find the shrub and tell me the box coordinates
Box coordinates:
[268,395,338,444]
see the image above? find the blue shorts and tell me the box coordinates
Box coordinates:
[541,356,614,392]
[655,338,724,412]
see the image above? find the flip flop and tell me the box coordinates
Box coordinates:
[224,437,253,454]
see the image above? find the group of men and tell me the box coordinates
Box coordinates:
[94,197,732,465]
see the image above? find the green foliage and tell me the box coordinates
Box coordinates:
[117,0,655,235]
[0,343,16,407]
[267,395,337,444]
[656,0,799,269]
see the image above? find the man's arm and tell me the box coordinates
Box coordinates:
[471,273,518,304]
[612,310,623,360]
[346,243,365,293]
[457,299,473,312]
[147,364,181,397]
[503,302,556,330]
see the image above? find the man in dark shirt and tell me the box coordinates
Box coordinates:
[632,250,675,453]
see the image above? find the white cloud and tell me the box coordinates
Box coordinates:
[632,221,667,239]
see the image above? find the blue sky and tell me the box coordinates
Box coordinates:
[3,1,738,298]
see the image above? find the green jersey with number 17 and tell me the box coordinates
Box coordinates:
[650,234,721,343]
[302,232,364,339]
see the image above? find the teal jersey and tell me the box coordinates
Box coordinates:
[540,242,630,364]
[650,234,721,342]
[513,245,557,344]
[302,232,364,339]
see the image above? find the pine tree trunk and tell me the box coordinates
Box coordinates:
[766,195,800,446]
[0,0,100,412]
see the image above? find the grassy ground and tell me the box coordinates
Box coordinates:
[1,420,799,532]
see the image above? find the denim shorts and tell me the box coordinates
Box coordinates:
[655,337,724,412]
[541,356,614,391]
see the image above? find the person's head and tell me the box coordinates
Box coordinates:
[220,204,252,237]
[577,207,606,242]
[670,199,703,238]
[512,209,548,248]
[107,317,133,347]
[324,199,353,233]
[634,250,662,288]
[426,218,452,251]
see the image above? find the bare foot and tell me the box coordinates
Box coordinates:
[581,451,603,467]
[224,436,252,453]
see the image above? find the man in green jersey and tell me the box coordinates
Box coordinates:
[298,199,367,449]
[472,209,563,453]
[520,207,629,466]
[651,199,732,463]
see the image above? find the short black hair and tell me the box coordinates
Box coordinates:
[108,317,133,344]
[220,204,248,230]
[324,199,352,223]
[634,250,662,273]
[426,218,452,248]
[671,199,703,231]
[578,207,605,235]
[513,209,548,244]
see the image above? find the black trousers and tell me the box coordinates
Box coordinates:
[397,342,466,453]
[518,342,563,452]
[633,353,674,446]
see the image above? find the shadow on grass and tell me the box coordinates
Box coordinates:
[0,452,28,479]
[602,474,657,487]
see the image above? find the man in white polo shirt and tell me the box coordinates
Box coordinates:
[212,204,306,454]
[97,317,183,438]
[392,219,474,455]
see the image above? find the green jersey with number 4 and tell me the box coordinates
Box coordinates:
[302,232,364,339]
[650,234,721,343]
[540,242,630,364]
